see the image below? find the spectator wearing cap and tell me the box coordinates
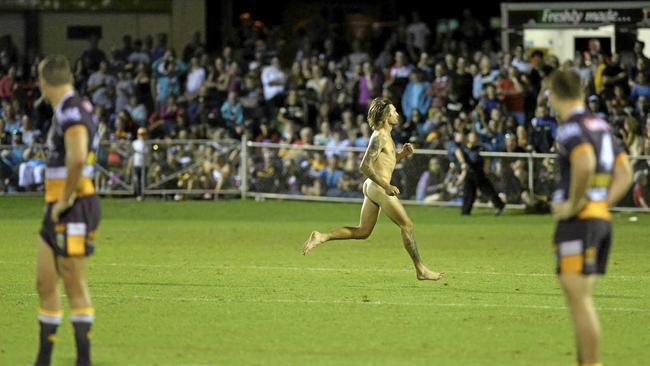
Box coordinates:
[402,68,432,120]
[587,94,607,120]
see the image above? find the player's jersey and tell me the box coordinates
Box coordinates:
[44,91,99,203]
[553,110,626,221]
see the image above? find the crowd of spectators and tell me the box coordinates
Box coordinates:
[0,10,649,206]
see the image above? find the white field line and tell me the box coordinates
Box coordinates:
[7,292,649,313]
[1,260,649,280]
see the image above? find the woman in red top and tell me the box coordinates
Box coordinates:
[496,67,526,125]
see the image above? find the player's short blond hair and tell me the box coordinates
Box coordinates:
[367,97,392,130]
[549,69,582,100]
[39,55,73,86]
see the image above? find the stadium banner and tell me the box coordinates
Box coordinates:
[503,2,650,28]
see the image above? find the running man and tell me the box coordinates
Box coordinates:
[33,55,100,366]
[303,97,443,281]
[548,70,632,366]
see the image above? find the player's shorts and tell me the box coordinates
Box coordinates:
[553,219,611,275]
[40,195,100,257]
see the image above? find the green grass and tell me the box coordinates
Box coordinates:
[1,197,649,366]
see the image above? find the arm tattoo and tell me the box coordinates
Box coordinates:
[366,134,384,161]
[360,134,387,188]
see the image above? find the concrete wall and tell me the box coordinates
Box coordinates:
[34,0,205,63]
[0,14,26,57]
[40,12,172,62]
[171,0,206,54]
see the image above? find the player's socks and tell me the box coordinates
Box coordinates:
[71,307,95,366]
[34,308,63,366]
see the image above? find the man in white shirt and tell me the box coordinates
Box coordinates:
[132,128,147,201]
[407,12,430,52]
[185,57,206,99]
[261,57,286,105]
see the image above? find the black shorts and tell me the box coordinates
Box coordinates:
[553,219,611,275]
[40,195,101,257]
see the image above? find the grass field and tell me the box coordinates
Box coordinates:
[1,197,649,366]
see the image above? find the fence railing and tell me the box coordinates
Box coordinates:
[1,139,649,212]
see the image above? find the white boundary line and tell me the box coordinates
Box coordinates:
[1,261,648,280]
[6,292,649,313]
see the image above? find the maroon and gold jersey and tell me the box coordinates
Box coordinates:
[44,91,99,203]
[553,111,627,221]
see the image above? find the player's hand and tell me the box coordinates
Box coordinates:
[385,185,400,196]
[551,199,586,221]
[401,143,415,158]
[51,196,75,222]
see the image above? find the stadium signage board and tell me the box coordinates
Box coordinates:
[509,8,646,26]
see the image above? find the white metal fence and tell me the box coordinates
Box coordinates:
[1,138,649,212]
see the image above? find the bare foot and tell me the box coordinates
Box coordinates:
[303,231,325,255]
[416,268,445,281]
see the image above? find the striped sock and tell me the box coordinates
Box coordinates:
[71,307,95,366]
[34,308,63,366]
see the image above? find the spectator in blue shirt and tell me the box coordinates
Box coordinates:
[529,105,558,153]
[320,155,344,197]
[479,84,500,116]
[401,69,432,120]
[221,91,244,131]
[152,52,188,105]
[631,72,650,101]
[480,119,506,151]
[473,56,500,99]
[2,102,21,135]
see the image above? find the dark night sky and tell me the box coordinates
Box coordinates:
[229,0,626,26]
